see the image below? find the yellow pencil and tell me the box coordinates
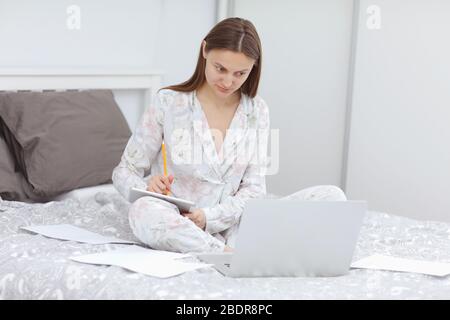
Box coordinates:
[161,142,170,195]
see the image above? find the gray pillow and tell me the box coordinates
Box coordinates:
[0,90,131,200]
[0,134,29,201]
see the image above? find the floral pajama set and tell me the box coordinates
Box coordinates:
[112,89,346,253]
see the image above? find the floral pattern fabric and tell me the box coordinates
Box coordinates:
[112,89,270,250]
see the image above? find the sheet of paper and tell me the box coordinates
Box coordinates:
[70,246,211,278]
[351,253,450,277]
[21,224,137,245]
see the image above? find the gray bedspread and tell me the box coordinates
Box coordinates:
[1,192,450,300]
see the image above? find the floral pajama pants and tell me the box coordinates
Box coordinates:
[128,185,347,253]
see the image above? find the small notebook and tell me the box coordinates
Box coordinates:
[129,187,196,212]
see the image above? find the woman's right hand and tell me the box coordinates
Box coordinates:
[147,174,174,195]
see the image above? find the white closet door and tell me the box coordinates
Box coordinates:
[345,0,450,222]
[233,0,355,196]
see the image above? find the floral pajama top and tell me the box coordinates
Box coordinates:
[112,88,270,237]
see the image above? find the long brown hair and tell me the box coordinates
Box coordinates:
[162,17,262,98]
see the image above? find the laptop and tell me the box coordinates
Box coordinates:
[197,199,367,277]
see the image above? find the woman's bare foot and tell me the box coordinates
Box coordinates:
[224,245,233,252]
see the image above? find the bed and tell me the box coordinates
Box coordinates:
[2,189,450,299]
[1,71,450,300]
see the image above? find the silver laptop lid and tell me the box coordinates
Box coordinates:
[230,200,367,277]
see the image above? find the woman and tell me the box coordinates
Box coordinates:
[112,17,346,253]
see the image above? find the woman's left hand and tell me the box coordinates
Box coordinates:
[181,208,206,230]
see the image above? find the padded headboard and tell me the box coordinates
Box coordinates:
[0,68,164,131]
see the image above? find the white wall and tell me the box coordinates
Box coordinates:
[153,0,217,87]
[345,0,450,222]
[233,0,355,196]
[0,0,216,130]
[0,0,161,67]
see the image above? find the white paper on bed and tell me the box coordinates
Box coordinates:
[21,224,137,245]
[70,245,212,278]
[351,254,450,277]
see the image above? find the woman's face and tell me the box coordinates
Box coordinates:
[202,42,255,99]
